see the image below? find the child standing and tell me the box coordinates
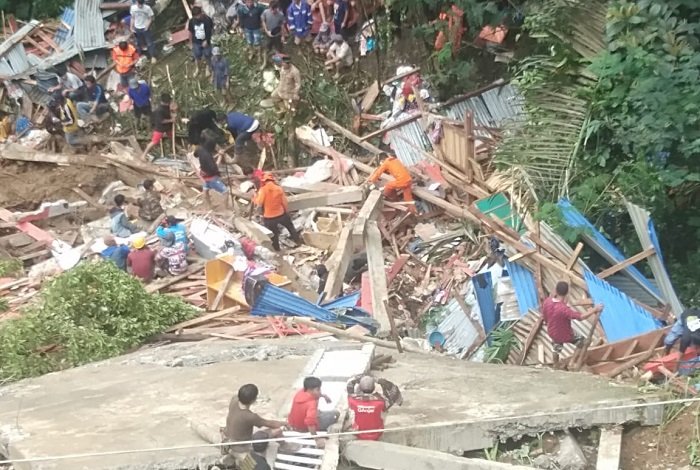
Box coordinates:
[210,47,230,94]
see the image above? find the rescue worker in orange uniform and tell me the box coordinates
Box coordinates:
[254,173,303,251]
[112,38,139,91]
[367,153,415,212]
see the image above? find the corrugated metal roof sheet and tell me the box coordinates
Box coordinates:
[252,283,338,322]
[557,198,663,302]
[505,259,539,316]
[606,274,659,308]
[74,0,107,51]
[436,297,481,358]
[473,272,498,334]
[19,83,52,106]
[55,8,76,46]
[0,20,40,77]
[443,83,523,129]
[388,117,431,168]
[583,269,661,342]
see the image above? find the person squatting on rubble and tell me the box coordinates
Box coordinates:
[140,93,176,160]
[127,236,156,282]
[254,173,302,252]
[110,194,141,237]
[156,215,190,252]
[100,235,130,271]
[188,6,215,76]
[130,0,158,63]
[155,231,188,276]
[542,281,604,354]
[287,376,338,449]
[324,34,353,78]
[112,38,139,91]
[345,375,403,440]
[128,78,152,128]
[50,93,83,149]
[313,22,332,55]
[133,178,164,222]
[366,152,415,213]
[49,68,85,101]
[222,384,286,467]
[220,111,260,152]
[270,54,301,105]
[76,75,111,122]
[195,138,230,208]
[664,308,700,354]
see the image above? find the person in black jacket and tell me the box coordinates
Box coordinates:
[679,308,700,353]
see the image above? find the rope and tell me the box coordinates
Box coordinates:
[0,395,697,465]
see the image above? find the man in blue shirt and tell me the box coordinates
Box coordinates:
[76,75,110,122]
[221,111,260,150]
[155,216,190,252]
[101,236,130,271]
[127,78,152,128]
[287,0,312,45]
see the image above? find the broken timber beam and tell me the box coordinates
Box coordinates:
[232,216,272,249]
[365,220,392,336]
[322,223,354,299]
[359,113,423,142]
[287,187,363,212]
[597,247,656,279]
[352,189,383,246]
[314,111,383,155]
[566,242,584,271]
[1,144,109,169]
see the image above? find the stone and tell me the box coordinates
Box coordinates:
[555,433,587,470]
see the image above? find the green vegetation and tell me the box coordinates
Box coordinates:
[0,261,196,383]
[0,258,22,277]
[0,0,72,20]
[484,323,518,363]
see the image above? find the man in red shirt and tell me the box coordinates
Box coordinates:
[542,281,603,352]
[287,376,337,448]
[347,376,388,441]
[126,236,156,282]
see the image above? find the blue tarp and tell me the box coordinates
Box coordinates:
[557,198,661,299]
[583,269,661,342]
[473,272,498,334]
[504,260,539,316]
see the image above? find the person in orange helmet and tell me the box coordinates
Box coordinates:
[367,153,415,212]
[254,173,302,251]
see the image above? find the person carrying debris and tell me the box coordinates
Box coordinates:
[287,0,313,45]
[110,194,141,237]
[270,54,301,104]
[188,6,214,76]
[156,215,190,252]
[76,76,111,122]
[542,281,603,353]
[100,236,130,271]
[196,138,231,208]
[127,236,156,282]
[210,47,230,93]
[324,34,353,78]
[254,173,302,251]
[134,179,163,222]
[112,38,139,91]
[130,0,158,63]
[223,384,286,466]
[287,376,338,448]
[128,78,152,128]
[140,93,176,160]
[155,231,188,276]
[221,111,260,151]
[367,152,415,213]
[346,375,402,441]
[51,93,83,149]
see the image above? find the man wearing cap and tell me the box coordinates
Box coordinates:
[287,0,313,45]
[127,236,156,282]
[325,34,353,78]
[155,231,188,276]
[130,0,157,63]
[270,54,301,103]
[254,173,301,251]
[210,47,230,93]
[188,6,214,76]
[127,77,152,128]
[112,39,139,91]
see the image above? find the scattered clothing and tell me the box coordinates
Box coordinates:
[287,0,313,38]
[542,297,581,345]
[101,244,130,270]
[156,241,188,275]
[127,247,156,282]
[109,206,139,237]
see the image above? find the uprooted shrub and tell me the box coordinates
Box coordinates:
[0,261,197,382]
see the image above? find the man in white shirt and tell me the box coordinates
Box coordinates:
[324,34,353,78]
[130,0,158,63]
[49,70,85,101]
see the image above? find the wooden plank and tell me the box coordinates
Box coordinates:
[287,187,363,212]
[365,221,391,336]
[276,454,323,465]
[359,80,380,112]
[322,224,354,299]
[387,254,409,286]
[232,216,272,248]
[146,263,205,293]
[210,267,235,311]
[1,144,109,169]
[518,314,544,365]
[566,242,584,271]
[166,307,240,332]
[72,187,107,210]
[314,111,383,155]
[597,247,656,279]
[596,427,622,470]
[570,312,601,371]
[602,345,658,378]
[351,189,383,246]
[359,113,423,141]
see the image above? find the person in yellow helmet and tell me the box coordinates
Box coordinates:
[127,236,155,282]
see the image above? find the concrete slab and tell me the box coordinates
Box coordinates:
[378,353,663,453]
[344,440,533,470]
[596,426,622,470]
[0,341,316,470]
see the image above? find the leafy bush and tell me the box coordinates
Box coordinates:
[0,261,196,382]
[0,258,22,277]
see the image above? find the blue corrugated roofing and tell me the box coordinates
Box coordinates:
[473,272,498,334]
[55,7,75,46]
[252,283,338,322]
[557,198,662,300]
[322,291,361,309]
[504,260,539,316]
[583,269,661,342]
